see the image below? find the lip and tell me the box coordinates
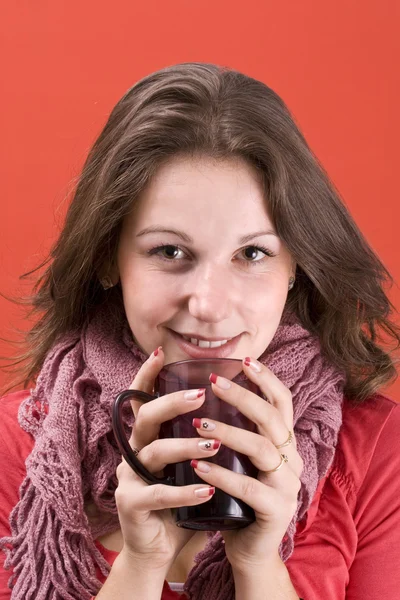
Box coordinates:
[168,329,243,359]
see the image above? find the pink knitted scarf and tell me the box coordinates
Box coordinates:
[0,305,345,599]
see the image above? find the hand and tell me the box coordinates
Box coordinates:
[190,356,304,574]
[114,347,219,571]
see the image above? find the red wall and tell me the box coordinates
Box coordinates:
[1,1,399,398]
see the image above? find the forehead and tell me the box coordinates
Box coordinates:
[126,154,273,232]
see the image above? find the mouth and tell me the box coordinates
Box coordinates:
[168,329,243,359]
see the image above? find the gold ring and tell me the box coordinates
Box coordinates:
[275,430,293,449]
[265,454,288,474]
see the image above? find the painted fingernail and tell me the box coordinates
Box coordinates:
[184,388,206,401]
[151,346,162,359]
[191,460,212,473]
[244,357,261,372]
[194,486,215,498]
[192,418,216,431]
[198,439,221,451]
[209,373,231,389]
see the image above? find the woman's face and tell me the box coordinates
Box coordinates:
[117,155,295,365]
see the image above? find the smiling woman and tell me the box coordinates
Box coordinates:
[0,62,399,600]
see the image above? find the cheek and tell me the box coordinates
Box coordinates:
[120,270,177,324]
[245,276,288,312]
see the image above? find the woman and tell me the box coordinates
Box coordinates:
[0,62,399,600]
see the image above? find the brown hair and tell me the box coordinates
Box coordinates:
[2,62,399,401]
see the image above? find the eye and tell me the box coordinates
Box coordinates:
[239,245,276,266]
[153,245,185,260]
[160,245,182,259]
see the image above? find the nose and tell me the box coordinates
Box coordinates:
[186,264,233,323]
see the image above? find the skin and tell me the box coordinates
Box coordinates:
[115,154,296,364]
[105,155,303,597]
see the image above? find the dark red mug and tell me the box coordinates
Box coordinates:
[112,358,262,530]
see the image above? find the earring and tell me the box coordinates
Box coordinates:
[100,276,115,290]
[288,276,295,291]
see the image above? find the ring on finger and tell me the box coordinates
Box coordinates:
[275,430,293,449]
[264,453,289,474]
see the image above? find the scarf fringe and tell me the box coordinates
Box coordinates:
[185,534,234,600]
[0,480,111,600]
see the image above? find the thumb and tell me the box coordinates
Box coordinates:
[128,346,164,418]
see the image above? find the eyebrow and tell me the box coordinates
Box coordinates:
[136,226,279,244]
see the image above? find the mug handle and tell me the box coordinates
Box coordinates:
[112,390,174,486]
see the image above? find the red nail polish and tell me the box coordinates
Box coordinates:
[154,346,161,357]
[213,440,221,450]
[244,357,251,367]
[209,373,217,384]
[191,459,199,468]
[192,418,202,428]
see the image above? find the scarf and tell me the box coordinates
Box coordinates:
[0,304,345,599]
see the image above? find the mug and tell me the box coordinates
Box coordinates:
[112,358,263,530]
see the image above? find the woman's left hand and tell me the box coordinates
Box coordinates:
[191,356,304,574]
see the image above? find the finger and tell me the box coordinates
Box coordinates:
[209,371,294,450]
[242,357,294,430]
[190,460,301,514]
[115,468,216,512]
[115,459,216,515]
[192,417,303,478]
[137,436,222,472]
[130,387,206,450]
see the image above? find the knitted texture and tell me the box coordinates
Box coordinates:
[0,305,345,600]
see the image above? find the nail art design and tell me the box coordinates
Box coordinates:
[192,418,216,431]
[198,439,221,451]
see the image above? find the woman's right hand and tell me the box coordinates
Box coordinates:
[115,346,219,572]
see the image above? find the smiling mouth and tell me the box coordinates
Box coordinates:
[169,329,243,357]
[179,335,230,348]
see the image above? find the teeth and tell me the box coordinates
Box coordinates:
[198,340,211,348]
[182,335,229,347]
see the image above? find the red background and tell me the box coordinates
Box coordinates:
[1,1,399,398]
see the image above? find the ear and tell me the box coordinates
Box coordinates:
[97,261,120,287]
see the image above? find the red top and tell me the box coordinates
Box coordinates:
[0,389,399,599]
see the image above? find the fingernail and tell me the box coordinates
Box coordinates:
[198,439,221,451]
[184,388,206,401]
[151,346,162,359]
[209,373,231,389]
[191,460,212,473]
[243,357,261,372]
[192,418,216,431]
[194,486,215,498]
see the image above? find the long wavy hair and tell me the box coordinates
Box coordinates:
[1,62,399,401]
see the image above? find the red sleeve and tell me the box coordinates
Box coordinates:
[345,402,400,598]
[0,391,32,599]
[286,397,400,600]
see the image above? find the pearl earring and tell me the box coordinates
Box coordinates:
[288,276,295,290]
[100,276,114,290]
